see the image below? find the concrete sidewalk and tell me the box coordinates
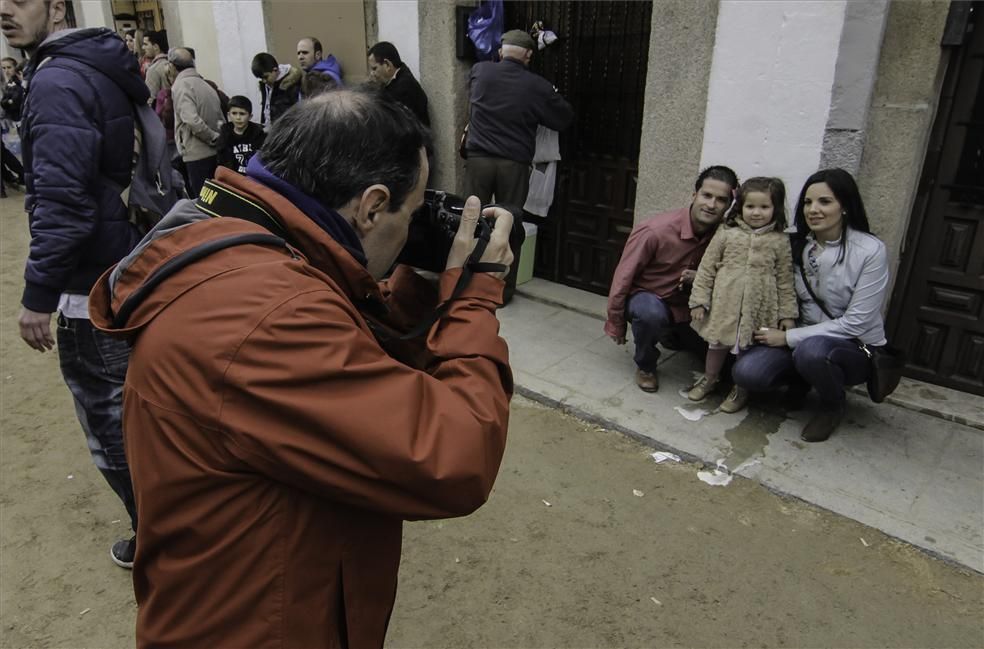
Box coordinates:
[498,279,984,573]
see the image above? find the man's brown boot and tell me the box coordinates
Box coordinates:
[800,403,846,443]
[635,369,659,392]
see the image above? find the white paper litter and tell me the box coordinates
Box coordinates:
[79,608,91,616]
[674,406,709,422]
[697,458,744,486]
[454,557,461,563]
[632,489,644,497]
[697,469,733,486]
[67,474,74,480]
[651,451,681,464]
[111,519,121,524]
[542,499,552,507]
[650,597,662,606]
[732,458,761,473]
[860,537,870,547]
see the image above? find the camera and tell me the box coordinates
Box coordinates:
[397,189,525,273]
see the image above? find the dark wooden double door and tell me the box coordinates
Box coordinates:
[889,3,984,395]
[503,1,651,295]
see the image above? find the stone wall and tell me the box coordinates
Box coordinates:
[634,0,719,219]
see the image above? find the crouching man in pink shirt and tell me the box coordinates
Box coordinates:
[605,166,738,392]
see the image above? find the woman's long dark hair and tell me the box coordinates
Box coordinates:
[791,168,871,266]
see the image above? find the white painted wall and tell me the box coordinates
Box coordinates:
[77,0,113,29]
[699,0,847,210]
[376,0,420,80]
[165,2,221,90]
[210,0,267,117]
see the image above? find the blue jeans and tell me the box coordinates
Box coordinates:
[732,335,870,406]
[627,292,705,372]
[57,315,137,531]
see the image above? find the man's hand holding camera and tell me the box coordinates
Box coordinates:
[445,196,514,280]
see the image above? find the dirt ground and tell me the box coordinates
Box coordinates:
[2,193,982,648]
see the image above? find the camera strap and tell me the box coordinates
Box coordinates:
[193,179,505,343]
[396,235,506,340]
[196,180,293,244]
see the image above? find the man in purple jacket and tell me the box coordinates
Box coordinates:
[2,0,144,568]
[605,166,738,392]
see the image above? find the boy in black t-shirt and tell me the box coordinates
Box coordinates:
[217,96,266,174]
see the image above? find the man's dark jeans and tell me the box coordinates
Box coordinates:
[57,315,137,531]
[626,292,705,373]
[732,335,869,405]
[185,155,217,199]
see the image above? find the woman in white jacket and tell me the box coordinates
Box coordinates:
[732,168,890,443]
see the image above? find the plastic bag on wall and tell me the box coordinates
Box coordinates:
[468,0,504,62]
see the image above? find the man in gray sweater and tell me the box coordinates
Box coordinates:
[169,47,222,197]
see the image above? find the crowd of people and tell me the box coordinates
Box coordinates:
[3,23,431,199]
[1,0,894,645]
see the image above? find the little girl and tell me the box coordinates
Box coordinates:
[687,176,799,412]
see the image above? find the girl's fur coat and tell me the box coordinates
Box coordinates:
[689,219,799,348]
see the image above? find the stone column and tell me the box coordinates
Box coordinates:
[417,0,473,193]
[634,0,720,220]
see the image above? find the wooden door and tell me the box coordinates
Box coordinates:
[503,1,652,294]
[888,2,984,395]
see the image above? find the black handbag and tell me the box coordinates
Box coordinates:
[796,264,906,403]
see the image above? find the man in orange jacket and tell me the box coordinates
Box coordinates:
[90,90,514,648]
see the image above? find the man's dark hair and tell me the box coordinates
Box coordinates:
[368,41,403,68]
[304,36,323,55]
[694,165,739,193]
[145,30,168,52]
[261,88,430,211]
[251,52,278,78]
[228,95,253,113]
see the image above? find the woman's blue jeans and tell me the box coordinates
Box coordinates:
[732,335,870,406]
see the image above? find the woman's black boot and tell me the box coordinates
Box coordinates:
[801,402,846,443]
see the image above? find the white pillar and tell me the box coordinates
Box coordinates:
[211,0,267,116]
[376,0,420,80]
[77,0,113,29]
[699,0,848,206]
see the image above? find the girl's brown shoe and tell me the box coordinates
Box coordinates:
[687,375,718,401]
[719,385,749,413]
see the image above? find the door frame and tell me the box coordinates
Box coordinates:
[885,2,972,340]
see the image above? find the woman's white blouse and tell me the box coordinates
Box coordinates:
[786,228,889,348]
